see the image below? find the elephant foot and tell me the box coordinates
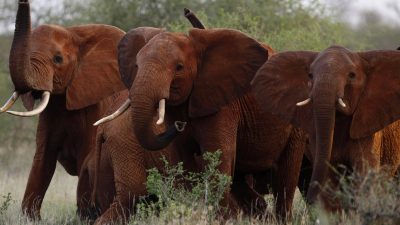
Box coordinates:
[94,201,130,225]
[22,202,42,221]
[231,174,269,216]
[77,205,101,224]
[22,208,41,221]
[232,186,268,216]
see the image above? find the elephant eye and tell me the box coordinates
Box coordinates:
[53,54,63,65]
[348,72,356,79]
[176,63,184,72]
[308,73,313,79]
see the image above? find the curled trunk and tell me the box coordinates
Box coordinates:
[130,73,179,151]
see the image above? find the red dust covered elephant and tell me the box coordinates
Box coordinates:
[1,0,125,219]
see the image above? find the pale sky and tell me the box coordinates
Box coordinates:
[4,0,400,31]
[323,0,400,26]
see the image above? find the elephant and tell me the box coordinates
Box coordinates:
[82,90,203,225]
[251,45,400,208]
[95,26,307,219]
[0,0,126,219]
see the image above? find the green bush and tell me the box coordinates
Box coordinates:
[331,169,400,224]
[133,150,231,224]
[0,193,12,216]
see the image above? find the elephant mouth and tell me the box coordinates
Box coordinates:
[0,90,51,117]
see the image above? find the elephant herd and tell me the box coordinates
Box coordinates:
[1,1,400,224]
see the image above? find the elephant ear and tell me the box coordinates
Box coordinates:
[66,25,126,110]
[188,28,268,118]
[350,50,400,138]
[118,27,164,89]
[251,51,318,133]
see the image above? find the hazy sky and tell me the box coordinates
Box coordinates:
[323,0,400,25]
[8,0,400,27]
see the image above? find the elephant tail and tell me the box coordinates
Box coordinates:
[91,129,104,207]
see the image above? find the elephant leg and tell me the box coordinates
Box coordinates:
[273,128,306,220]
[297,155,313,199]
[381,121,400,176]
[22,120,59,219]
[191,109,239,215]
[231,173,268,216]
[76,155,98,222]
[349,135,381,174]
[94,138,147,225]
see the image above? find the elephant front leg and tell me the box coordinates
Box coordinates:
[273,128,306,220]
[231,173,268,216]
[94,139,147,225]
[76,156,99,222]
[21,116,61,220]
[192,110,239,214]
[22,138,59,219]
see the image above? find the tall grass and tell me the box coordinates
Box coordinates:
[0,150,399,224]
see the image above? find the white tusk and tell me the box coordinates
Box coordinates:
[7,91,50,117]
[93,99,131,126]
[296,98,311,106]
[0,92,19,113]
[338,98,346,107]
[156,99,166,125]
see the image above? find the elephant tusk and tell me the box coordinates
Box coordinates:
[93,99,131,126]
[338,98,346,108]
[0,91,19,113]
[7,91,50,117]
[296,98,311,106]
[156,99,166,125]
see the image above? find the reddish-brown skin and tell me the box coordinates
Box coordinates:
[251,46,400,208]
[116,27,307,219]
[6,1,126,219]
[82,91,201,224]
[84,91,306,225]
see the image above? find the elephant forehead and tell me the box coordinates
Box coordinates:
[32,25,74,50]
[140,34,190,59]
[312,50,357,73]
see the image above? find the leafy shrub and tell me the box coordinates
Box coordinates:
[0,193,12,216]
[312,168,400,225]
[133,150,231,224]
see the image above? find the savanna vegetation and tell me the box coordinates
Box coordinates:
[0,0,399,224]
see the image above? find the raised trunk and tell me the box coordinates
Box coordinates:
[9,1,49,92]
[130,75,178,151]
[306,82,336,204]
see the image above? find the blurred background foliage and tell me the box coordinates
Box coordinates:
[0,0,399,153]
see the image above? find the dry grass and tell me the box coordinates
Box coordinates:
[0,148,399,225]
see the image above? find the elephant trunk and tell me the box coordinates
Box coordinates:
[306,81,336,204]
[130,71,181,151]
[9,1,50,92]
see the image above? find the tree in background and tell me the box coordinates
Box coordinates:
[0,0,399,153]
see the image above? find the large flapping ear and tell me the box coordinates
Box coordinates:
[188,28,268,118]
[251,51,318,133]
[350,50,400,138]
[66,25,126,110]
[118,27,164,89]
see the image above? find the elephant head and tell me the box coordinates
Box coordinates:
[1,0,125,115]
[105,27,267,150]
[251,45,400,203]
